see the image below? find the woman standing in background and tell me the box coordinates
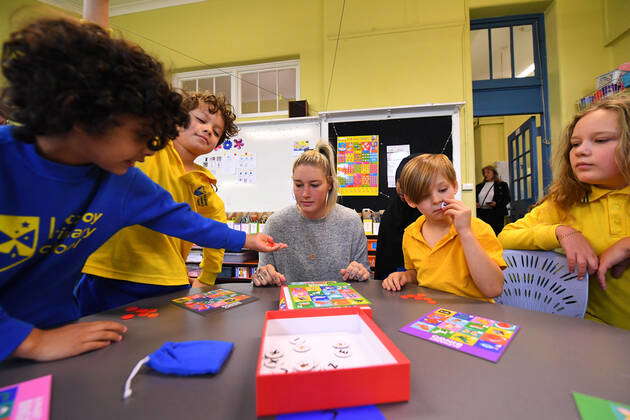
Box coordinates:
[476,165,511,235]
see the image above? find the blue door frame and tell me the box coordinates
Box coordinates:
[472,14,552,191]
[508,116,539,221]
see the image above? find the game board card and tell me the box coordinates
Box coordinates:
[281,282,371,310]
[171,288,258,315]
[400,307,520,362]
[573,392,630,420]
[0,375,52,420]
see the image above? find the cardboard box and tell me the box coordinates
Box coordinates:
[256,308,410,416]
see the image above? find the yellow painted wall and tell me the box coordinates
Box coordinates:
[109,0,324,116]
[0,1,75,86]
[544,0,613,153]
[474,114,537,180]
[603,0,630,46]
[470,0,551,19]
[322,1,468,110]
[0,1,75,36]
[610,33,630,67]
[474,117,505,176]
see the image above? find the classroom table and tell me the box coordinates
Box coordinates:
[1,280,629,419]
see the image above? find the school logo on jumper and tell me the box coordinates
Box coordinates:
[0,215,39,272]
[194,186,208,207]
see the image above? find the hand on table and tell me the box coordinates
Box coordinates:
[597,237,630,290]
[190,278,205,288]
[253,264,286,286]
[13,321,127,361]
[340,261,370,282]
[244,233,287,252]
[555,225,598,280]
[382,271,414,291]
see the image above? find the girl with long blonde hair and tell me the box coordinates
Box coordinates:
[499,94,630,330]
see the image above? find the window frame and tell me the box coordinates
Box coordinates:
[471,15,542,89]
[173,59,300,118]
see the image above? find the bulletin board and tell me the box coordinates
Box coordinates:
[328,116,453,211]
[194,117,321,212]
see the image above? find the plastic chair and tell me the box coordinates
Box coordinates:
[496,249,588,318]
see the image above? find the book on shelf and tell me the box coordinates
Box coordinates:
[224,250,258,263]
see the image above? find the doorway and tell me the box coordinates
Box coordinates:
[474,114,544,222]
[471,14,551,203]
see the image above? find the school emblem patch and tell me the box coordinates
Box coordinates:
[194,186,208,207]
[0,215,39,272]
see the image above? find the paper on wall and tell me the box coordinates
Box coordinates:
[386,145,410,188]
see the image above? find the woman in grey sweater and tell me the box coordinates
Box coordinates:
[254,142,370,285]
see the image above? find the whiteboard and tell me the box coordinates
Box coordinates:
[194,116,321,212]
[194,102,464,211]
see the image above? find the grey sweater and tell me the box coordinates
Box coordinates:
[258,204,369,283]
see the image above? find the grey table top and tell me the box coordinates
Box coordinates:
[1,281,629,419]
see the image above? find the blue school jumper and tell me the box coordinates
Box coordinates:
[0,126,245,360]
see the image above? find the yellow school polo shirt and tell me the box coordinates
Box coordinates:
[499,185,630,329]
[83,143,226,286]
[403,216,506,302]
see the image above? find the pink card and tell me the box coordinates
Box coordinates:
[0,375,52,420]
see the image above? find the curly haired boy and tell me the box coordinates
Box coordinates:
[0,18,283,362]
[77,92,243,315]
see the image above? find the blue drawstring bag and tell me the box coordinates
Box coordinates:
[277,405,385,420]
[123,340,233,398]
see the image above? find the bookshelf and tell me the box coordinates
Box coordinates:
[187,235,378,283]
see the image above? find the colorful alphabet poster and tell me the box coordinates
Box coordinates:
[0,375,51,420]
[400,307,520,363]
[171,288,258,315]
[281,281,372,310]
[337,135,379,196]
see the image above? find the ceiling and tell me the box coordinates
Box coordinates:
[37,0,205,16]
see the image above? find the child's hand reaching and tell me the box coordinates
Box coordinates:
[442,198,472,234]
[555,226,598,280]
[382,270,415,291]
[597,237,630,290]
[13,321,127,361]
[244,233,287,252]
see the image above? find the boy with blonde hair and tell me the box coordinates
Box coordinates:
[382,154,505,301]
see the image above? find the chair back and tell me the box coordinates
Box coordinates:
[496,249,588,318]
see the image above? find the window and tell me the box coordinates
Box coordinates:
[173,60,299,117]
[471,23,536,81]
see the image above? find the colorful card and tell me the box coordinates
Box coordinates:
[171,288,258,315]
[0,375,52,420]
[281,282,371,310]
[337,135,379,196]
[573,392,630,420]
[399,307,519,362]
